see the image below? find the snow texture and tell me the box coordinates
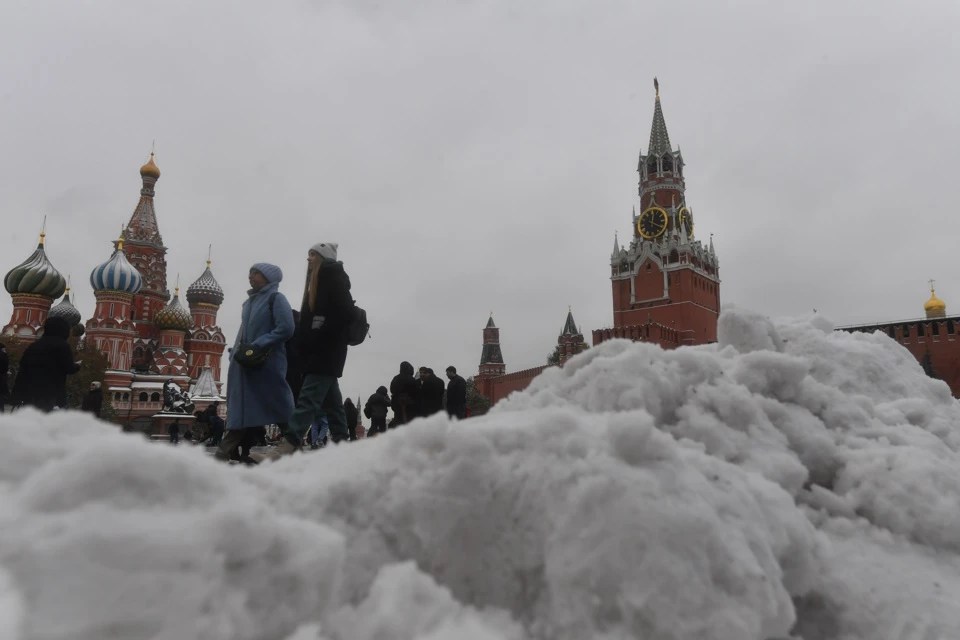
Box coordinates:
[1,306,959,640]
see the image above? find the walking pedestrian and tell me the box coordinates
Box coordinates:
[364,386,390,435]
[445,366,467,420]
[218,263,295,463]
[81,381,103,418]
[274,242,355,456]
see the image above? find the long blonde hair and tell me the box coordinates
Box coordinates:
[304,262,320,311]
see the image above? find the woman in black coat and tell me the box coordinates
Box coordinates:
[12,316,80,412]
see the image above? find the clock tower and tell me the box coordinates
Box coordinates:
[598,79,720,348]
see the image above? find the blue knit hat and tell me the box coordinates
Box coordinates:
[250,263,283,284]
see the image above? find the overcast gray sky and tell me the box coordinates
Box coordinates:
[2,0,959,399]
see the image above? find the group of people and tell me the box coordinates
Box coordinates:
[222,241,472,462]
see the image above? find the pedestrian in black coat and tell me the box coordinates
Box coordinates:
[277,242,356,453]
[12,317,80,412]
[419,367,445,417]
[364,386,390,435]
[344,397,359,441]
[286,309,305,403]
[81,382,103,417]
[390,361,419,426]
[445,366,467,420]
[0,343,9,413]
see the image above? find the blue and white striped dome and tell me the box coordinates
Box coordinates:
[90,245,143,295]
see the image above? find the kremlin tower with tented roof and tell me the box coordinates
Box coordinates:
[2,152,227,431]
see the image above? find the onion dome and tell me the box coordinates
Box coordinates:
[155,288,193,332]
[140,152,161,179]
[4,230,67,299]
[48,286,82,327]
[90,233,143,294]
[186,260,224,307]
[924,282,947,319]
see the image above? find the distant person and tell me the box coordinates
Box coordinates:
[445,366,467,420]
[168,419,180,445]
[81,381,103,418]
[205,401,225,446]
[219,263,295,463]
[11,316,80,412]
[276,242,355,456]
[364,386,390,435]
[344,397,359,441]
[390,361,419,426]
[0,342,9,413]
[419,367,445,417]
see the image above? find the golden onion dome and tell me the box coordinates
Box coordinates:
[154,288,194,332]
[140,152,161,179]
[924,284,946,318]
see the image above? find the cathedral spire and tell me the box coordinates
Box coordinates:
[648,77,672,157]
[562,307,578,335]
[611,231,620,258]
[125,151,164,246]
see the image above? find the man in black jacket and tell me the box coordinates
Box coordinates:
[419,367,445,417]
[364,386,390,435]
[81,381,103,417]
[445,366,467,420]
[390,361,419,426]
[12,317,80,412]
[277,242,355,455]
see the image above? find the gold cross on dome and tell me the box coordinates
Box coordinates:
[929,278,936,292]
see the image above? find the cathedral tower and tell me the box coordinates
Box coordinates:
[123,153,170,369]
[86,232,143,388]
[185,255,227,384]
[601,79,720,347]
[2,228,67,342]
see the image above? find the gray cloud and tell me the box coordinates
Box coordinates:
[1,0,958,398]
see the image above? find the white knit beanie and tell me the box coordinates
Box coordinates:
[311,242,338,262]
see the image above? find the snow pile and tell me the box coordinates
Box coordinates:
[2,306,960,640]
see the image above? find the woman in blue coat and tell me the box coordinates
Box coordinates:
[217,263,295,462]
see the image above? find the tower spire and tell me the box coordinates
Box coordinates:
[206,244,212,267]
[648,77,671,156]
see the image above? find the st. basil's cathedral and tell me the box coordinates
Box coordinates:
[2,153,226,430]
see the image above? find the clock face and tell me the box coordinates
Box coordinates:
[678,207,694,237]
[637,207,668,239]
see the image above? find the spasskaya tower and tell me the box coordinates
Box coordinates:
[594,78,720,348]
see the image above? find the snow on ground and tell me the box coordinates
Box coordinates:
[2,306,960,639]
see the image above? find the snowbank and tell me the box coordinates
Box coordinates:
[2,307,959,639]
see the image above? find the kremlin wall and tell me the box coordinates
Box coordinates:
[2,154,226,432]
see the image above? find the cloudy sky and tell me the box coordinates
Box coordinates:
[1,0,958,398]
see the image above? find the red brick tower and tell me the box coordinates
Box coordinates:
[557,308,586,365]
[474,314,505,399]
[185,255,227,384]
[86,231,143,389]
[123,153,170,370]
[2,228,67,342]
[599,78,720,347]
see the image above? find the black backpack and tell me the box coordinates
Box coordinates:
[348,304,370,346]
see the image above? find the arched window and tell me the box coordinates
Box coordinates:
[139,392,148,402]
[150,392,160,402]
[647,156,658,175]
[115,392,122,402]
[661,154,673,172]
[123,393,130,401]
[668,250,679,264]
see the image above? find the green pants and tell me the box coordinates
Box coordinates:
[285,374,348,443]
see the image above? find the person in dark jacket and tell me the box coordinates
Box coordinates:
[364,386,390,435]
[205,402,224,446]
[390,361,419,426]
[81,381,103,417]
[0,343,9,413]
[286,308,305,403]
[418,367,445,417]
[11,316,80,412]
[344,397,359,441]
[445,366,467,420]
[168,419,181,445]
[276,242,356,456]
